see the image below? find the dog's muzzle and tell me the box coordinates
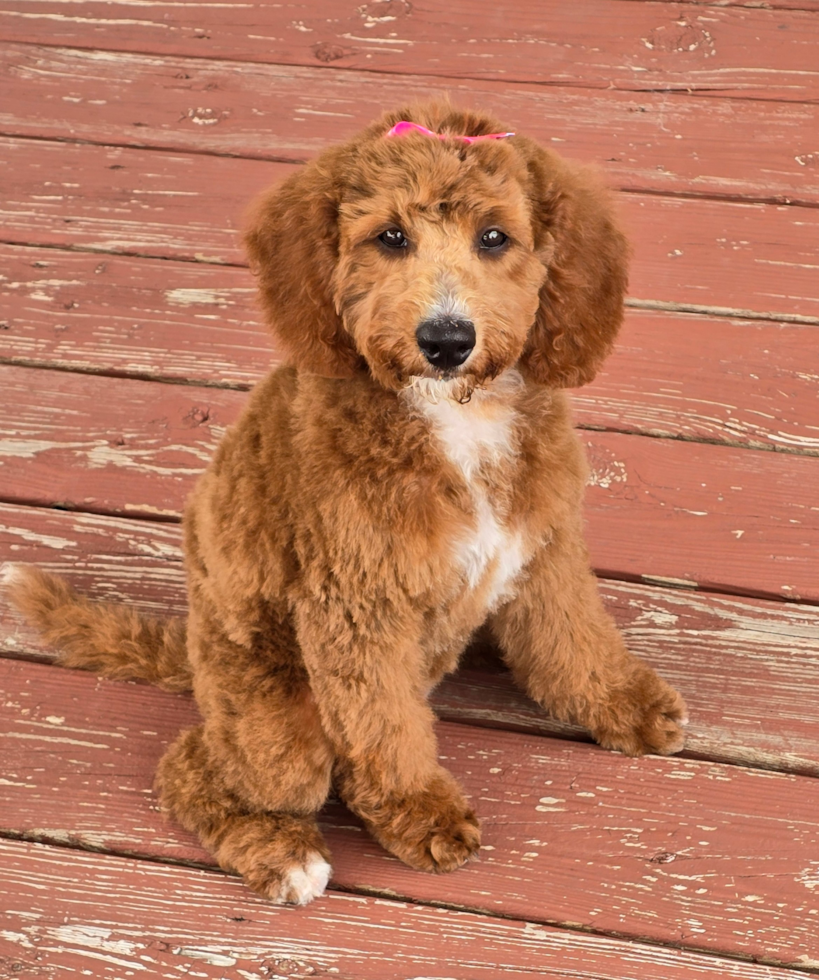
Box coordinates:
[416,317,476,371]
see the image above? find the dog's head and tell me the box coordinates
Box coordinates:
[244,102,629,392]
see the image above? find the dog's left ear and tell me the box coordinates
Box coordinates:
[516,138,630,388]
[243,147,361,378]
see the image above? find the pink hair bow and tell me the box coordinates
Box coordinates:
[386,120,515,143]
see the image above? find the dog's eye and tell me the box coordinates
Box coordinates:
[479,228,508,250]
[378,227,408,249]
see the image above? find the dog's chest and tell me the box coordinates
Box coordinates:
[414,392,527,610]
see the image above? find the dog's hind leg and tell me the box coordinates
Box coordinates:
[156,724,333,905]
[156,606,336,904]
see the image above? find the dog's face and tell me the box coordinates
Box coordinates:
[245,104,629,390]
[332,137,547,394]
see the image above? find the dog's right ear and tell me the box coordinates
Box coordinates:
[243,149,361,378]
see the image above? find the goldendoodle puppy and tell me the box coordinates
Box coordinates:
[4,101,687,905]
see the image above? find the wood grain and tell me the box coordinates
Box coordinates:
[3,138,819,320]
[4,245,817,454]
[0,503,188,627]
[582,431,819,602]
[4,659,819,967]
[1,366,816,599]
[0,1,817,101]
[1,0,817,969]
[3,42,819,205]
[3,502,819,774]
[0,364,237,518]
[0,245,268,386]
[0,839,801,980]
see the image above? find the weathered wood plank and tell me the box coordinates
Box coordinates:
[0,840,800,980]
[573,312,819,455]
[0,503,187,623]
[3,137,818,321]
[0,136,289,264]
[3,502,819,773]
[630,0,819,7]
[1,366,816,599]
[5,245,817,454]
[0,364,235,519]
[3,660,819,967]
[0,245,268,386]
[583,431,818,602]
[0,1,817,102]
[442,574,819,776]
[3,43,819,205]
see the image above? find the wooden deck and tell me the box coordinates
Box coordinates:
[1,1,819,976]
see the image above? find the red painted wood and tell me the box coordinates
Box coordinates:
[3,43,819,205]
[1,366,817,600]
[2,138,819,320]
[0,504,188,628]
[0,840,799,980]
[4,502,819,773]
[0,246,271,386]
[0,364,239,519]
[0,2,817,102]
[584,431,818,602]
[626,0,819,7]
[4,246,818,454]
[0,136,291,264]
[575,311,819,455]
[624,195,819,321]
[3,659,819,967]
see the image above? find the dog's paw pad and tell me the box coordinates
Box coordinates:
[248,852,331,905]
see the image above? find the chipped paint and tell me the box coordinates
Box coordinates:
[0,524,76,550]
[165,286,250,306]
[586,457,627,489]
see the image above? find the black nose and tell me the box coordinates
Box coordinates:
[415,317,476,370]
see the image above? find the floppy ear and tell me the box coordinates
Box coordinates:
[243,148,361,378]
[517,139,630,388]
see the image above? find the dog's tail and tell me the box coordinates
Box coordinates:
[2,564,192,692]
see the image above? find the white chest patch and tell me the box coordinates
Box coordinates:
[404,373,528,610]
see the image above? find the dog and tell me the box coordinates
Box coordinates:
[4,102,687,906]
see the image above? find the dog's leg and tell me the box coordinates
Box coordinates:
[294,600,481,874]
[155,605,337,904]
[490,527,687,756]
[156,724,333,904]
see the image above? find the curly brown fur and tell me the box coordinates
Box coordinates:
[3,565,190,692]
[4,101,686,904]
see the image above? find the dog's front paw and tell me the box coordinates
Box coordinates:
[592,666,688,757]
[361,773,481,873]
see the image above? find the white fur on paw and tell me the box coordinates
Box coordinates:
[0,563,23,588]
[275,853,331,906]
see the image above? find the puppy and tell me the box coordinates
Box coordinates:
[5,102,687,906]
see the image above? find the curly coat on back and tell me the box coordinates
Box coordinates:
[5,101,687,905]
